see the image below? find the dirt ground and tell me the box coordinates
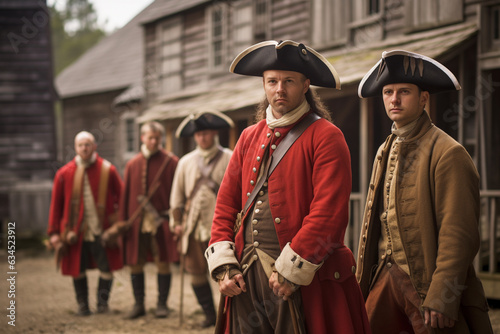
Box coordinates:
[1,250,500,334]
[1,250,219,334]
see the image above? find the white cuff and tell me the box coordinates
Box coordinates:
[275,243,323,286]
[205,241,239,276]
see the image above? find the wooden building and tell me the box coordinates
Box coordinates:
[57,0,500,298]
[0,0,56,237]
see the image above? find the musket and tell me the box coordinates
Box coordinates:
[172,203,189,328]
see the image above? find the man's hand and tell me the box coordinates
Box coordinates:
[173,224,183,241]
[424,308,455,329]
[269,271,296,301]
[218,272,246,297]
[49,234,62,249]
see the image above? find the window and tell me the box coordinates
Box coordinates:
[125,118,135,153]
[493,6,500,45]
[254,0,269,41]
[368,0,380,15]
[233,3,253,52]
[407,0,463,30]
[311,0,348,47]
[159,17,183,96]
[352,0,380,22]
[209,4,227,71]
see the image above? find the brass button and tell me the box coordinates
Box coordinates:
[275,132,281,137]
[257,156,261,161]
[387,262,393,268]
[267,133,271,137]
[253,254,258,261]
[255,209,260,214]
[387,249,392,255]
[274,217,281,224]
[253,241,259,247]
[253,230,258,236]
[271,144,277,150]
[334,272,340,280]
[257,201,262,205]
[250,180,255,185]
[252,219,258,225]
[263,182,268,187]
[253,167,257,173]
[259,191,264,196]
[247,192,251,197]
[261,144,265,149]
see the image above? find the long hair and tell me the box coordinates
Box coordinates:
[254,89,332,123]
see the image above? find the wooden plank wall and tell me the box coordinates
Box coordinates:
[0,0,56,235]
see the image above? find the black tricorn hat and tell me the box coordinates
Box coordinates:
[230,40,340,89]
[358,50,461,98]
[175,110,235,138]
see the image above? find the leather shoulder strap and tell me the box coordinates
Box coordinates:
[97,159,111,224]
[68,164,85,232]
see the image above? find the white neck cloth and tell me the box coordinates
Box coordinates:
[266,99,310,129]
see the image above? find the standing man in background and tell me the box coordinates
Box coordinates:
[170,110,233,328]
[48,131,123,316]
[356,50,493,333]
[120,121,179,319]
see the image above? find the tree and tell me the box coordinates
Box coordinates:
[50,0,107,75]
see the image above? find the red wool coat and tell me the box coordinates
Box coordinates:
[210,112,371,334]
[47,155,124,277]
[120,149,179,265]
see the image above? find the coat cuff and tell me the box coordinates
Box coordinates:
[205,241,240,277]
[275,243,323,286]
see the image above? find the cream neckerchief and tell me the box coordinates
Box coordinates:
[266,99,310,129]
[141,144,160,159]
[75,152,97,168]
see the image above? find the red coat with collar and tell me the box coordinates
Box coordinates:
[210,112,371,334]
[119,149,179,265]
[47,154,124,277]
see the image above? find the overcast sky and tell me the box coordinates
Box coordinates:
[48,0,155,32]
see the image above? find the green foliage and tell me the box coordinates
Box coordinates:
[50,0,107,75]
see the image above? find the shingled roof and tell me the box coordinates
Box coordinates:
[55,0,209,99]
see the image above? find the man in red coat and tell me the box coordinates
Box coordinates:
[120,121,179,319]
[205,40,371,333]
[48,131,123,316]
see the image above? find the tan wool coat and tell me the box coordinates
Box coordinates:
[356,112,492,333]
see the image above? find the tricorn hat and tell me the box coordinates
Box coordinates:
[358,50,461,98]
[175,110,235,138]
[230,40,340,89]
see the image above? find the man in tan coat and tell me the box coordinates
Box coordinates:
[170,111,233,327]
[356,50,493,333]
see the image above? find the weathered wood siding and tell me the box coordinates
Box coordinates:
[60,90,125,169]
[0,0,56,234]
[183,9,208,88]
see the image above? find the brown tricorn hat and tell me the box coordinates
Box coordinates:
[230,40,341,89]
[358,50,461,98]
[175,110,235,138]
